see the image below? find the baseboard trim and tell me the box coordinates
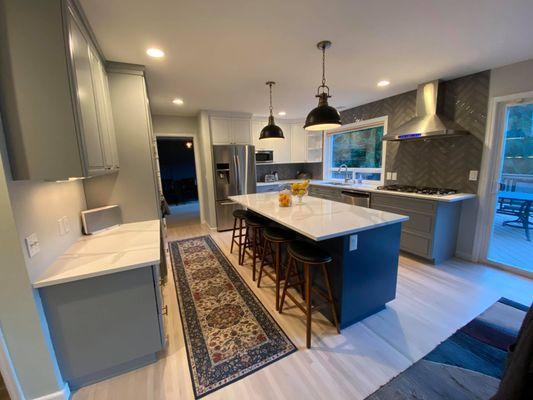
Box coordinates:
[32,384,70,400]
[455,251,475,262]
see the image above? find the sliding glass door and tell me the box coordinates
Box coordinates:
[485,100,533,273]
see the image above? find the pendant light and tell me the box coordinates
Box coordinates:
[304,40,341,131]
[259,81,284,140]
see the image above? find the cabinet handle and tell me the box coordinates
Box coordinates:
[161,305,168,315]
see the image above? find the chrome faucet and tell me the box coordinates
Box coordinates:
[339,164,351,183]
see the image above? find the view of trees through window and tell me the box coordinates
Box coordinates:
[331,126,384,168]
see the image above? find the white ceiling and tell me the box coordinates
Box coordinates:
[80,0,533,118]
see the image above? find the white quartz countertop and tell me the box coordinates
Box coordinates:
[256,179,475,202]
[33,220,160,288]
[230,193,408,241]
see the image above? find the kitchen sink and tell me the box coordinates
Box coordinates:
[325,181,350,186]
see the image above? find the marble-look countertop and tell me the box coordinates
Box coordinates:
[33,220,160,288]
[229,192,408,241]
[256,179,476,202]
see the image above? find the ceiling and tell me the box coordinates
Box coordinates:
[80,0,533,118]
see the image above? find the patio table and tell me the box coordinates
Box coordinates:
[498,191,533,241]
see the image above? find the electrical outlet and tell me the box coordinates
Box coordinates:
[25,233,40,258]
[392,172,398,181]
[469,170,479,181]
[63,216,70,234]
[386,172,392,180]
[58,218,65,236]
[349,234,358,251]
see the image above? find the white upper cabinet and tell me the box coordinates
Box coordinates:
[273,122,291,163]
[307,132,323,162]
[251,120,268,150]
[210,115,251,144]
[290,123,307,162]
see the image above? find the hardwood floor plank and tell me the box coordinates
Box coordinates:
[71,221,533,400]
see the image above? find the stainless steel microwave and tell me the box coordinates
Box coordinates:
[255,150,274,163]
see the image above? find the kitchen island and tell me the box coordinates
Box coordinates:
[229,193,408,329]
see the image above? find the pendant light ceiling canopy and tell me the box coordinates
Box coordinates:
[304,40,341,131]
[259,81,284,140]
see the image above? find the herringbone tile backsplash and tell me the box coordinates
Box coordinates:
[340,71,490,193]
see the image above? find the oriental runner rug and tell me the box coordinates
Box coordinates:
[366,297,529,399]
[170,235,296,398]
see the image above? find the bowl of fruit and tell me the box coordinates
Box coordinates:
[291,180,310,204]
[278,188,292,207]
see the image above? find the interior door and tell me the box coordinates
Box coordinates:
[483,98,533,274]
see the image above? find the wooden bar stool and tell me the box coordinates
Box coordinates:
[242,213,269,281]
[257,226,295,311]
[279,240,340,348]
[230,209,249,265]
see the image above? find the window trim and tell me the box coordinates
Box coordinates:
[323,116,389,185]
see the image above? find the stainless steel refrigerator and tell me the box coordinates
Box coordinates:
[213,145,256,231]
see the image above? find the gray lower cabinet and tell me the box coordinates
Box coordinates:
[256,184,281,193]
[370,193,461,263]
[308,185,343,202]
[39,265,165,389]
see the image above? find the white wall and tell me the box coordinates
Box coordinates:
[197,111,216,228]
[152,115,198,136]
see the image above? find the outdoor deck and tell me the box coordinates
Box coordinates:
[488,212,533,273]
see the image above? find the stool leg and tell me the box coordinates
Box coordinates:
[237,219,244,265]
[252,227,258,281]
[279,256,294,314]
[257,238,269,288]
[322,264,340,333]
[240,227,250,266]
[305,263,312,349]
[274,242,281,311]
[230,217,237,254]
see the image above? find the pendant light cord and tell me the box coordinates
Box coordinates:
[269,82,273,117]
[317,42,330,97]
[321,45,326,88]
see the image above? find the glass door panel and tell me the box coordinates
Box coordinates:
[487,101,533,272]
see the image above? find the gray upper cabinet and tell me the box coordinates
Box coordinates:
[0,0,118,180]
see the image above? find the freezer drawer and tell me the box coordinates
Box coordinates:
[215,200,242,231]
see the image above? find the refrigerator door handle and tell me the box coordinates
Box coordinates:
[234,154,242,194]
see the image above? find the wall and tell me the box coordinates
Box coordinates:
[340,71,490,193]
[152,115,198,136]
[83,69,160,223]
[197,111,216,228]
[256,162,322,182]
[0,117,68,399]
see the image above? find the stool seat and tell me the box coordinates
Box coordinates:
[245,214,268,227]
[264,226,295,242]
[232,209,248,219]
[288,241,332,264]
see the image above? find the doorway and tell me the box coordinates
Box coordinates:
[482,98,533,275]
[156,137,200,226]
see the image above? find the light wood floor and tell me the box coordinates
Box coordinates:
[72,220,533,400]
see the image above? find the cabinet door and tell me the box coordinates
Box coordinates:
[231,118,251,144]
[307,132,323,162]
[273,122,291,163]
[210,117,231,144]
[89,48,119,171]
[290,123,307,162]
[68,16,106,175]
[252,120,268,150]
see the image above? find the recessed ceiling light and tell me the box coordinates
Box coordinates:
[146,48,165,58]
[172,98,184,105]
[377,80,390,87]
[278,111,286,116]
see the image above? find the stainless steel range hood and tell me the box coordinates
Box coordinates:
[382,80,469,141]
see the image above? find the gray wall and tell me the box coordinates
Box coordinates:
[256,162,322,182]
[152,115,198,136]
[0,117,66,399]
[83,69,160,223]
[340,71,490,193]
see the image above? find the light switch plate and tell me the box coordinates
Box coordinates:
[25,233,40,258]
[63,216,70,233]
[386,172,392,180]
[58,218,65,236]
[469,170,479,181]
[392,172,398,181]
[349,234,358,251]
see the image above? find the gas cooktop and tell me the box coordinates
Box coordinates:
[376,185,458,196]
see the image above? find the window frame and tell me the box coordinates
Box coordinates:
[323,116,388,185]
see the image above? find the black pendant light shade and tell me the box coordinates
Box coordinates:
[304,41,341,131]
[259,81,284,140]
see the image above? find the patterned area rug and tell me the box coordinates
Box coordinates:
[170,236,296,398]
[367,298,529,400]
